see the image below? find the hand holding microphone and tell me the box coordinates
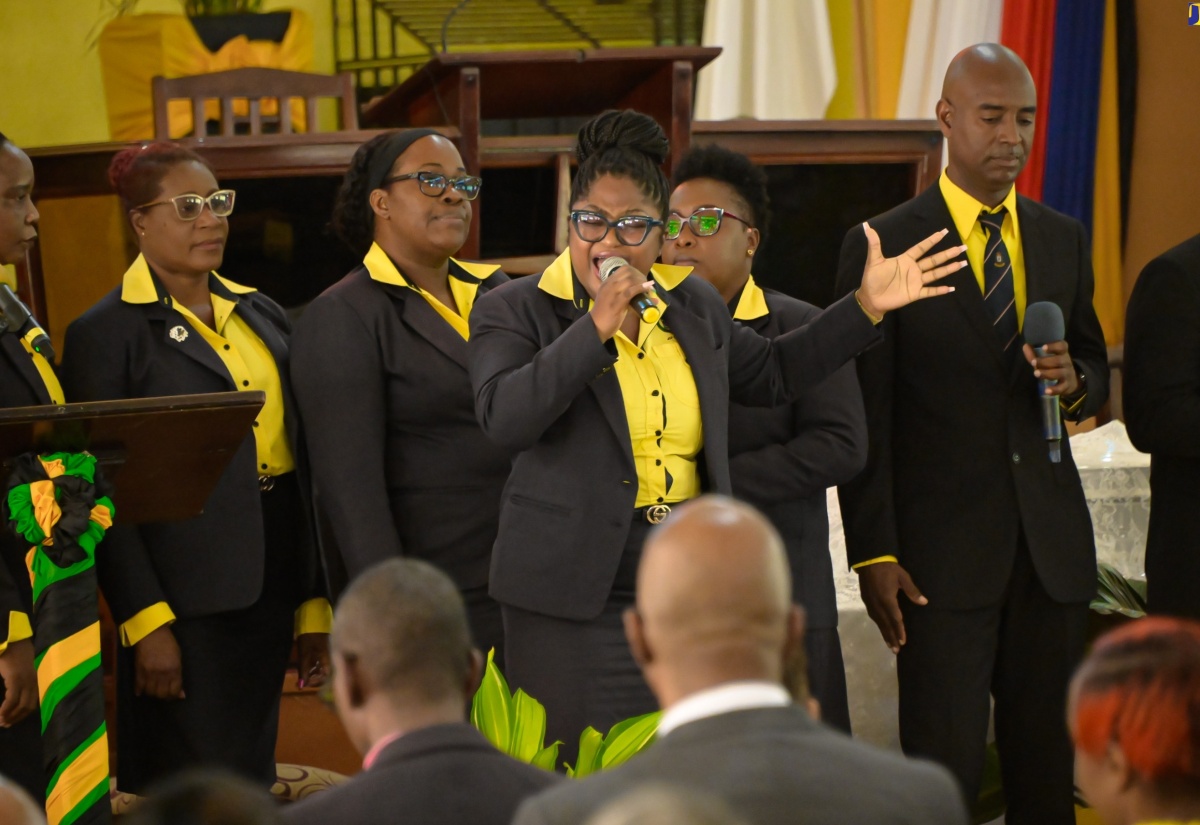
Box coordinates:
[591,256,661,341]
[1023,301,1077,464]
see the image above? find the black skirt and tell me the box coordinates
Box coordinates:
[114,473,304,794]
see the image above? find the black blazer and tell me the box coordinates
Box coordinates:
[1124,232,1200,619]
[281,723,560,825]
[469,266,881,621]
[835,184,1109,610]
[0,336,57,622]
[728,288,867,629]
[513,706,967,825]
[59,274,320,624]
[289,262,511,595]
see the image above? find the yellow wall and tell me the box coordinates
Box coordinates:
[0,0,335,148]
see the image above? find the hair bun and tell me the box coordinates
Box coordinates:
[576,110,669,167]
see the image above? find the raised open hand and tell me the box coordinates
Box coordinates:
[857,223,967,319]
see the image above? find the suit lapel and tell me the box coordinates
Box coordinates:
[1010,198,1052,386]
[144,301,235,389]
[0,335,53,404]
[388,284,470,372]
[659,288,724,432]
[918,187,1012,371]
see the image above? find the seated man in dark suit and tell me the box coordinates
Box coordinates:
[283,558,559,825]
[513,496,966,825]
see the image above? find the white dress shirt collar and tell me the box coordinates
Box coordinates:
[657,680,792,737]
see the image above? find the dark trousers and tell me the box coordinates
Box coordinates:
[463,584,505,673]
[115,474,303,794]
[502,519,657,771]
[897,540,1088,825]
[806,626,851,734]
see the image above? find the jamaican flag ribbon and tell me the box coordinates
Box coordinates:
[5,452,114,825]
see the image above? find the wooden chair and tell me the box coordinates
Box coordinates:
[152,67,358,139]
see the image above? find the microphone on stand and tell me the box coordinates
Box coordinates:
[1024,301,1066,464]
[0,284,55,362]
[599,257,662,325]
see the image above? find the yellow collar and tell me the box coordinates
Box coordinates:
[939,169,1021,244]
[362,242,500,288]
[120,253,255,305]
[536,249,691,305]
[732,274,769,321]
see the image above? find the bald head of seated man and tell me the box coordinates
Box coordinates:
[0,774,45,825]
[282,558,557,825]
[514,496,969,825]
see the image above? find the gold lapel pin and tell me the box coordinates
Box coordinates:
[169,325,189,343]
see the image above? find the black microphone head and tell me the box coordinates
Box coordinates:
[1024,301,1065,346]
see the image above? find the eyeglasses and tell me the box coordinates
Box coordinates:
[569,210,664,246]
[665,207,752,240]
[381,171,483,201]
[134,190,237,221]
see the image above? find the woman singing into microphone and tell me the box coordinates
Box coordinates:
[468,109,967,758]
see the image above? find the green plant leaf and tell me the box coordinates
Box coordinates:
[470,649,513,751]
[531,742,561,772]
[509,689,549,762]
[598,711,660,769]
[566,726,605,778]
[1090,563,1147,618]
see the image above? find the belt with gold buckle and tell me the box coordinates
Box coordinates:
[636,503,673,525]
[258,475,276,493]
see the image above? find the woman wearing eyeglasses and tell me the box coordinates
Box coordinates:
[469,109,967,761]
[59,142,330,793]
[289,130,510,665]
[660,144,864,733]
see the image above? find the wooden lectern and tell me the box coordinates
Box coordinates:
[0,391,264,524]
[361,47,721,258]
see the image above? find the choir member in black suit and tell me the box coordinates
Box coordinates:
[835,45,1109,822]
[662,144,865,732]
[0,130,64,801]
[60,142,329,793]
[468,109,966,760]
[289,130,509,664]
[1124,233,1200,620]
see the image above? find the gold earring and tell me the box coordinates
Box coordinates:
[747,248,755,257]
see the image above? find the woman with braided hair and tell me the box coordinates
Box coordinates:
[469,108,968,760]
[289,129,510,665]
[59,141,329,793]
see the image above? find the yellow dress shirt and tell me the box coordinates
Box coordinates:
[538,250,702,507]
[732,274,770,322]
[116,255,329,643]
[363,242,500,340]
[0,611,33,656]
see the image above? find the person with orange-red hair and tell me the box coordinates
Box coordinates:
[1069,617,1200,825]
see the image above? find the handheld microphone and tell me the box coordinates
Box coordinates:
[1024,301,1065,464]
[598,257,662,325]
[0,285,55,362]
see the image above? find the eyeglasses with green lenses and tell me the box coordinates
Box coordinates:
[134,189,237,221]
[382,171,482,200]
[569,210,664,246]
[665,207,752,240]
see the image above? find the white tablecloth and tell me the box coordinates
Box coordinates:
[831,421,1151,747]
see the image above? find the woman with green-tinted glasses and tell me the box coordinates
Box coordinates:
[60,141,330,794]
[290,129,511,667]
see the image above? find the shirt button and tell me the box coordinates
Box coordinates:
[261,463,268,470]
[655,430,662,436]
[253,421,260,428]
[637,352,645,359]
[223,344,231,351]
[655,459,662,466]
[242,380,250,387]
[657,497,664,503]
[651,390,660,397]
[1012,452,1021,464]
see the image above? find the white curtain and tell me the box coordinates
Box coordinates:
[895,0,1005,120]
[695,0,838,121]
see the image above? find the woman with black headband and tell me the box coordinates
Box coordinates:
[290,130,510,663]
